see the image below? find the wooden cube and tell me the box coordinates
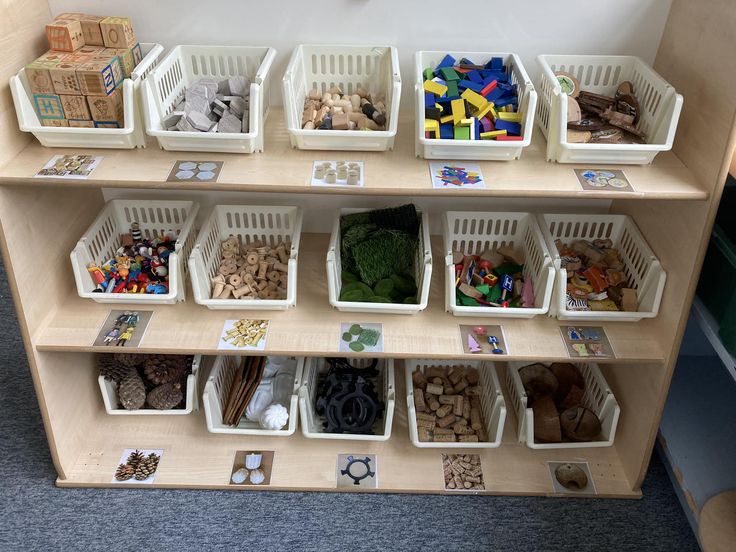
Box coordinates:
[99,48,134,78]
[69,119,95,127]
[60,95,91,120]
[49,60,82,95]
[41,119,69,127]
[32,94,65,120]
[100,16,136,49]
[87,88,123,122]
[46,19,85,52]
[76,57,121,96]
[54,12,85,20]
[94,121,121,128]
[64,46,102,64]
[25,58,60,95]
[80,15,106,46]
[130,43,143,66]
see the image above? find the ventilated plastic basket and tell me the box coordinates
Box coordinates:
[282,44,401,151]
[143,45,276,153]
[10,43,163,149]
[98,355,202,415]
[71,199,199,304]
[203,355,304,436]
[326,207,432,315]
[415,51,537,160]
[298,357,395,441]
[539,213,666,322]
[505,362,620,449]
[189,205,303,310]
[536,54,683,164]
[443,211,555,318]
[405,360,506,449]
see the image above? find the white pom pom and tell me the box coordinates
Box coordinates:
[259,403,288,430]
[249,468,265,485]
[231,468,249,484]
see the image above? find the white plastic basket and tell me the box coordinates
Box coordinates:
[326,208,432,315]
[188,205,303,310]
[298,357,395,441]
[405,360,506,449]
[539,213,666,322]
[143,45,276,153]
[98,355,202,415]
[536,54,683,164]
[282,44,401,151]
[10,43,163,149]
[71,199,199,304]
[505,362,620,449]
[203,356,304,436]
[443,211,555,318]
[414,51,537,160]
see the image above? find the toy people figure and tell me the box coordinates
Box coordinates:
[103,327,121,344]
[87,263,106,290]
[115,256,131,280]
[116,325,135,346]
[116,311,131,326]
[126,312,140,327]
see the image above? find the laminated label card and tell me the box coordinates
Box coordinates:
[230,450,274,486]
[443,453,485,491]
[430,163,486,189]
[35,154,103,179]
[311,160,364,187]
[459,324,507,355]
[167,160,223,182]
[337,454,377,488]
[93,309,153,348]
[560,325,614,358]
[575,169,633,192]
[548,461,597,496]
[218,319,269,351]
[112,448,163,484]
[339,322,383,353]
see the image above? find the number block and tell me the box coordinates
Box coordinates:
[100,16,136,49]
[45,19,85,52]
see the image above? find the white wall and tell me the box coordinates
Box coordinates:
[49,0,672,105]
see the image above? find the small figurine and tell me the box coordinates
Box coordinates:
[130,222,142,242]
[488,335,504,354]
[103,327,120,344]
[86,262,106,291]
[115,255,131,279]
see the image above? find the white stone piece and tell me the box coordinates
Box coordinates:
[229,97,247,118]
[198,162,217,171]
[175,170,195,179]
[218,112,242,134]
[196,171,216,180]
[186,111,215,132]
[259,403,288,430]
[217,78,231,95]
[163,111,184,128]
[228,76,250,97]
[245,381,273,421]
[175,117,195,132]
[241,113,250,133]
[249,468,265,485]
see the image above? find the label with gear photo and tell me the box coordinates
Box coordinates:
[336,453,378,488]
[112,448,163,484]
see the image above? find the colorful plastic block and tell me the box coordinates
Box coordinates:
[480,130,507,139]
[423,79,448,96]
[461,89,487,111]
[495,120,521,135]
[446,81,459,97]
[454,126,470,140]
[436,54,456,70]
[439,123,454,139]
[440,67,460,81]
[451,98,465,125]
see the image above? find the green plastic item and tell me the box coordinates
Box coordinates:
[374,278,394,297]
[487,284,503,303]
[349,341,365,352]
[457,291,479,306]
[340,290,364,302]
[391,273,417,295]
[476,284,490,296]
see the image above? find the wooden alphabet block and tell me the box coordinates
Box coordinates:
[94,121,121,128]
[63,46,100,64]
[46,19,85,52]
[41,118,69,127]
[50,61,82,95]
[100,16,136,49]
[69,119,95,127]
[80,15,106,46]
[33,94,65,120]
[130,43,143,66]
[60,95,91,120]
[54,12,85,21]
[87,89,123,122]
[76,58,120,95]
[25,57,61,94]
[103,47,135,78]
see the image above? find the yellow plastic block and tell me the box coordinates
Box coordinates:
[440,114,454,124]
[451,98,465,125]
[475,103,493,120]
[480,130,507,139]
[489,104,499,120]
[435,103,444,113]
[461,89,487,110]
[423,80,448,96]
[497,112,523,122]
[459,118,473,127]
[424,118,440,137]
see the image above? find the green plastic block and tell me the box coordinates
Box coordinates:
[476,284,490,296]
[423,67,434,81]
[446,81,459,98]
[454,125,470,140]
[440,67,460,81]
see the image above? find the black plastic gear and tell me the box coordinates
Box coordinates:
[340,455,374,485]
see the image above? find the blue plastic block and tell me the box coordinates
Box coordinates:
[494,95,518,108]
[457,80,484,93]
[439,123,454,139]
[484,87,504,102]
[467,70,483,83]
[495,120,521,135]
[424,92,435,106]
[436,96,460,109]
[475,119,483,140]
[436,54,456,70]
[489,57,504,71]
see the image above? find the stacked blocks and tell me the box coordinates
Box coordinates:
[28,13,142,128]
[422,54,523,142]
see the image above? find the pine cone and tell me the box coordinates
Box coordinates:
[114,463,135,481]
[126,449,145,469]
[113,353,145,369]
[97,354,135,383]
[143,355,190,385]
[147,382,183,410]
[118,373,146,410]
[146,452,160,470]
[134,456,158,480]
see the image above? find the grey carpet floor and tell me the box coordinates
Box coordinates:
[0,263,699,552]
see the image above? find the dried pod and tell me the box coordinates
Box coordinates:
[519,363,558,402]
[560,406,602,441]
[555,463,589,490]
[532,396,561,443]
[549,362,584,404]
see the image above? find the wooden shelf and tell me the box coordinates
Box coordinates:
[34,234,664,362]
[56,357,639,497]
[0,108,707,201]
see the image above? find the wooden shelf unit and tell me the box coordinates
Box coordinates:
[0,0,734,497]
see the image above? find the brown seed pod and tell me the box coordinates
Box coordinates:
[560,406,602,441]
[555,463,588,490]
[549,362,584,404]
[519,363,558,402]
[533,395,561,443]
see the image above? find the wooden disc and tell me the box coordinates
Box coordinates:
[700,491,736,552]
[555,71,580,97]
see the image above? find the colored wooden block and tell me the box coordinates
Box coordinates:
[497,111,523,122]
[484,86,504,102]
[480,117,494,133]
[80,15,105,46]
[439,123,453,139]
[425,106,442,120]
[480,79,498,96]
[69,119,95,127]
[94,121,122,128]
[450,98,465,125]
[423,79,448,96]
[424,92,435,106]
[489,57,504,71]
[25,57,61,94]
[458,118,473,127]
[454,125,470,140]
[100,16,137,49]
[46,19,85,52]
[54,13,85,20]
[33,94,65,120]
[440,67,460,81]
[461,89,487,111]
[466,70,483,83]
[475,103,493,120]
[87,88,124,122]
[41,118,69,127]
[457,80,483,93]
[495,119,521,135]
[446,80,459,98]
[49,61,82,95]
[131,43,143,66]
[60,94,91,120]
[440,114,453,124]
[496,135,523,141]
[76,57,121,95]
[436,54,456,70]
[489,104,499,120]
[423,67,434,81]
[424,118,440,138]
[480,130,507,139]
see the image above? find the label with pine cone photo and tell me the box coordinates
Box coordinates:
[111,448,163,485]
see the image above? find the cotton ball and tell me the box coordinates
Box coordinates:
[231,467,249,484]
[259,403,289,430]
[249,468,265,485]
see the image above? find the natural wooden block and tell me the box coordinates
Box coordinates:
[54,12,85,21]
[87,89,123,123]
[63,46,100,64]
[80,15,106,46]
[100,16,136,49]
[76,58,121,96]
[46,19,85,52]
[50,61,82,95]
[131,43,143,66]
[103,47,136,78]
[25,57,61,94]
[69,119,95,127]
[94,121,122,128]
[60,95,91,120]
[41,119,69,127]
[32,94,65,120]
